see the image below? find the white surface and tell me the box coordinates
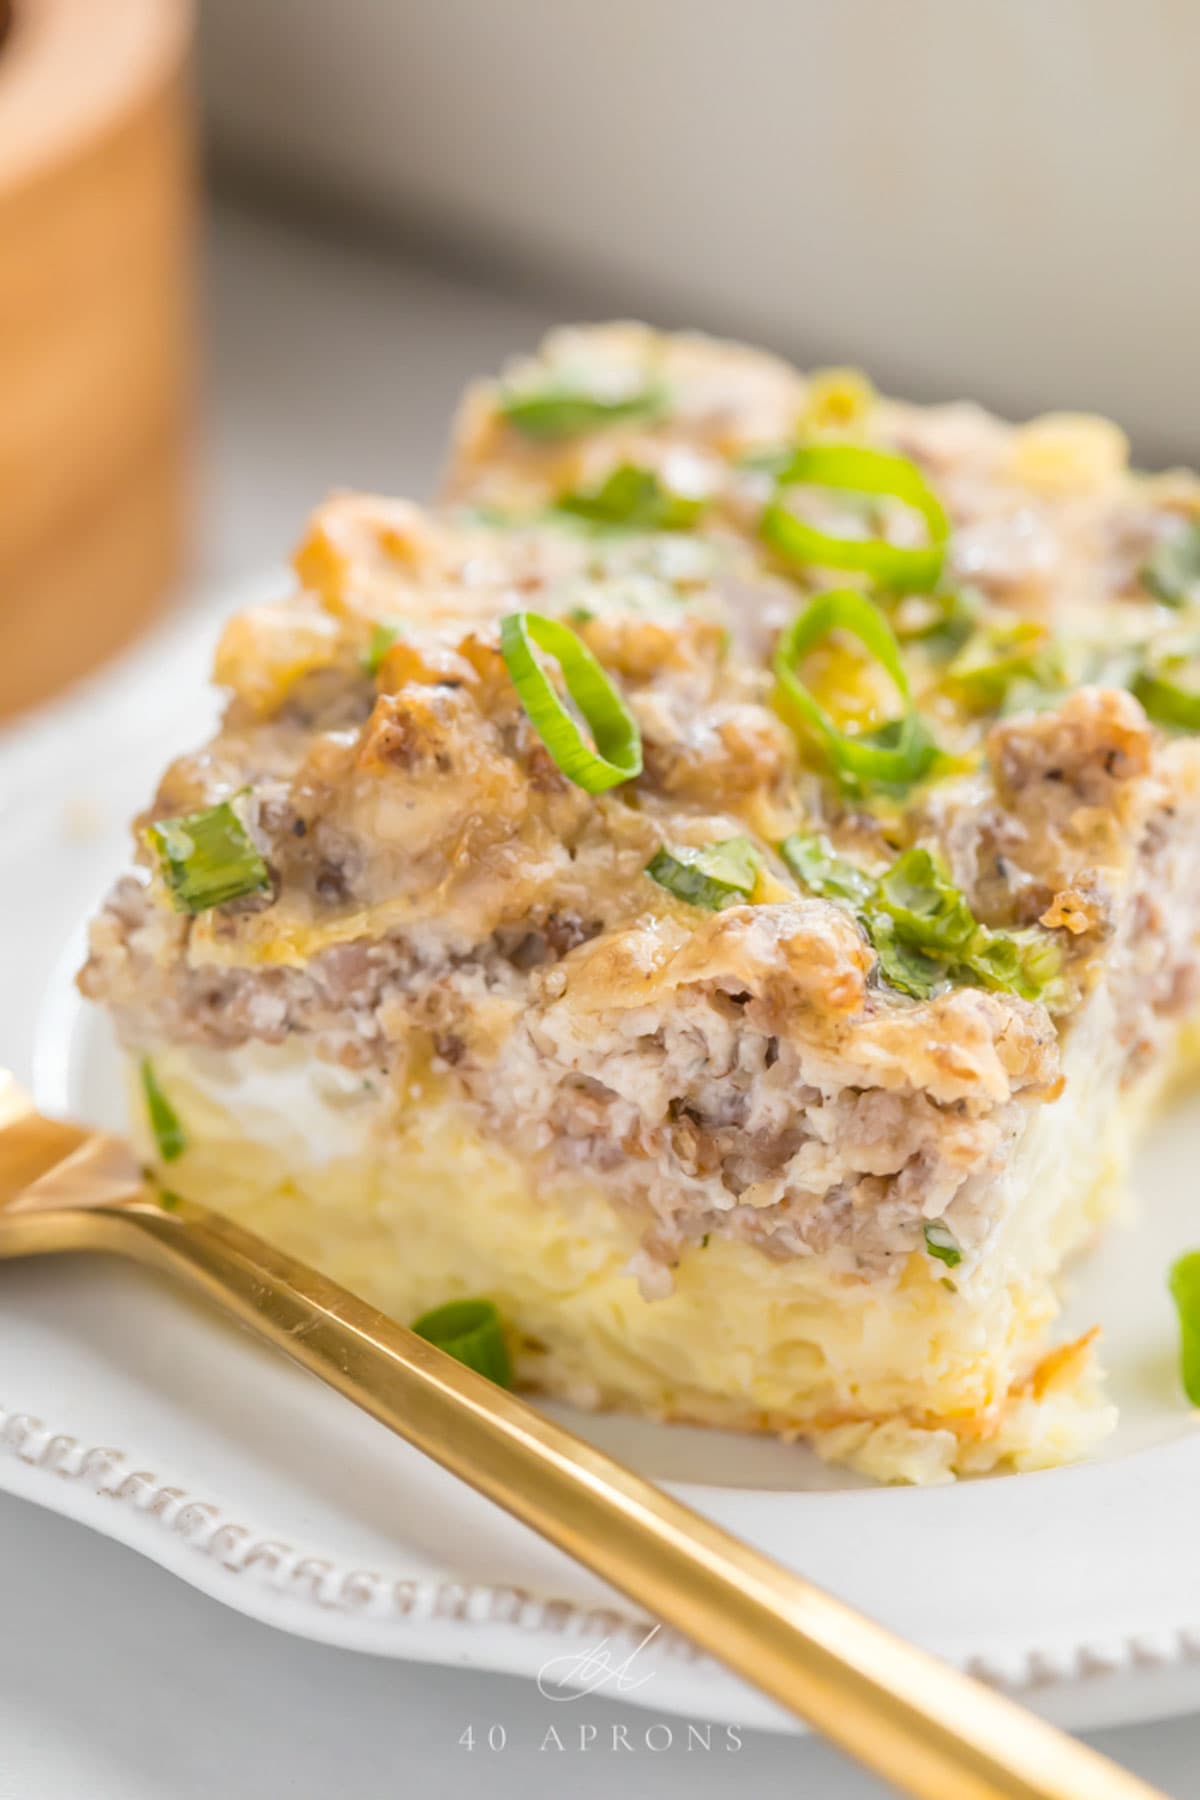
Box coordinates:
[4,1493,1200,1800]
[2,209,1197,1795]
[201,0,1200,464]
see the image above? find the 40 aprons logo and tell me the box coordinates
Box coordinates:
[537,1622,664,1704]
[456,1625,743,1754]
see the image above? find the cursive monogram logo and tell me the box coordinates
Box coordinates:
[537,1624,662,1702]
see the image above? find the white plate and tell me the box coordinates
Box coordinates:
[5,582,1200,1735]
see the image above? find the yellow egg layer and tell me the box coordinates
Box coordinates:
[128,1039,1130,1483]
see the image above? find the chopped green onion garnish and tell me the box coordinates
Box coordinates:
[1143,522,1200,608]
[499,611,642,793]
[779,832,876,907]
[1133,643,1200,732]
[1169,1253,1200,1404]
[556,463,708,532]
[876,848,977,955]
[361,622,401,675]
[146,801,271,914]
[411,1298,513,1387]
[924,1221,962,1268]
[773,587,942,791]
[890,584,982,657]
[782,835,1065,1008]
[498,376,669,442]
[876,848,1066,1006]
[944,621,1063,713]
[867,912,949,1000]
[963,925,1067,1005]
[141,1058,185,1163]
[761,445,950,593]
[647,836,760,910]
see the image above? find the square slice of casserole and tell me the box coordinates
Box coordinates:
[81,325,1200,1483]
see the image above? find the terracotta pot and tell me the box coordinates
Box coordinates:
[0,0,193,718]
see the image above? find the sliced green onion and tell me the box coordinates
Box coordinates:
[780,833,1064,1007]
[1169,1252,1200,1404]
[924,1221,962,1268]
[773,587,942,790]
[411,1298,513,1387]
[891,584,981,657]
[499,611,642,793]
[1143,522,1200,608]
[875,848,1064,1005]
[146,801,271,914]
[761,445,950,593]
[876,848,978,955]
[866,911,949,1000]
[498,376,669,442]
[1133,646,1200,732]
[556,463,708,532]
[964,925,1065,1006]
[779,832,876,906]
[944,621,1063,713]
[780,832,947,996]
[140,1058,185,1163]
[361,622,401,675]
[646,836,760,910]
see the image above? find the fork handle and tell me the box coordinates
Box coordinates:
[13,1188,1164,1800]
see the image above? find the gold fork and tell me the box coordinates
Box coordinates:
[0,1074,1165,1800]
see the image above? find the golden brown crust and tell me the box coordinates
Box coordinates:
[79,323,1200,1296]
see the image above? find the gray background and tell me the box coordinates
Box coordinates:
[197,0,1200,464]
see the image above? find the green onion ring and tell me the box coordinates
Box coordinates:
[499,611,642,793]
[411,1298,514,1387]
[761,444,950,593]
[773,587,940,787]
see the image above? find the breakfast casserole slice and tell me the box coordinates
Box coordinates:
[81,326,1200,1484]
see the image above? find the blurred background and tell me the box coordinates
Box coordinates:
[2,0,1196,718]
